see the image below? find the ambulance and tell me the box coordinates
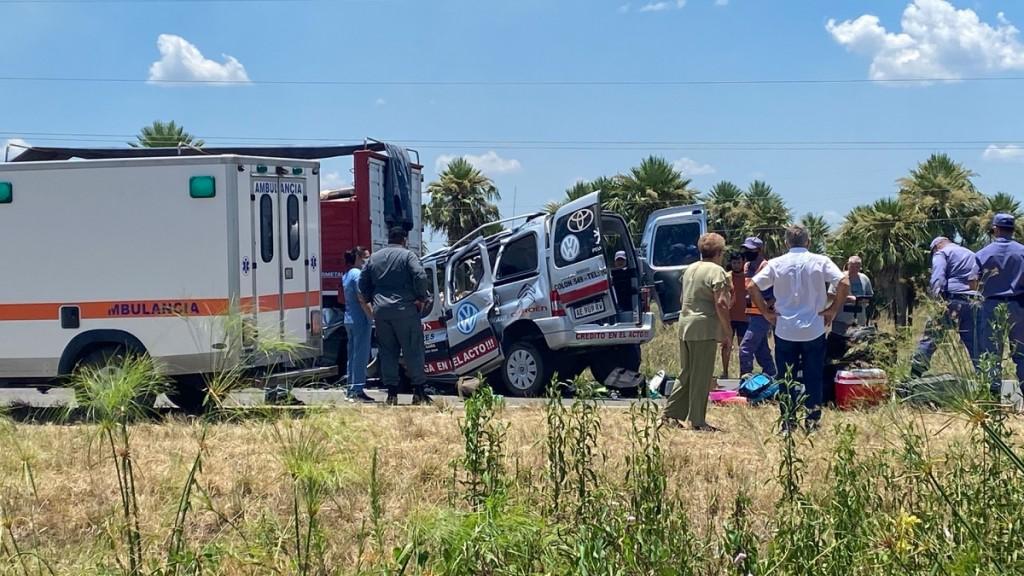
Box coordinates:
[0,147,337,411]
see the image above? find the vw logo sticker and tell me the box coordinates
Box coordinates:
[560,234,581,262]
[567,208,594,233]
[456,302,479,335]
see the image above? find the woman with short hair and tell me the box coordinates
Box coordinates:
[663,232,733,432]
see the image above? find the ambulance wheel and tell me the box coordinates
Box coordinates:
[501,340,550,398]
[589,344,642,388]
[166,376,209,415]
[73,346,158,418]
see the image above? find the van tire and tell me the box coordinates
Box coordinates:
[501,340,550,397]
[166,376,209,415]
[589,344,642,387]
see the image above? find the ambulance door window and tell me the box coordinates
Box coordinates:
[286,195,300,261]
[259,194,274,263]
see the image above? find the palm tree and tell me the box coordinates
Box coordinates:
[742,180,791,257]
[897,153,983,243]
[424,158,502,246]
[545,179,596,214]
[839,197,927,325]
[132,121,204,148]
[967,192,1024,248]
[799,212,831,254]
[606,156,699,236]
[702,180,746,247]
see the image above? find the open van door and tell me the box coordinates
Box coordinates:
[443,240,504,375]
[640,205,707,322]
[548,192,616,325]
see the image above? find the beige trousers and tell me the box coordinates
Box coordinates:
[663,339,717,426]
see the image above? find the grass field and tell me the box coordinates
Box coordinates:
[3,319,1024,575]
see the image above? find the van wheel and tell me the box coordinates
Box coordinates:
[501,341,550,397]
[166,376,209,415]
[589,344,642,387]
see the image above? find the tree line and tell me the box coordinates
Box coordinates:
[426,152,1023,325]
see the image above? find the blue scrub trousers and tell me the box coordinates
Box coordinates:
[345,320,372,396]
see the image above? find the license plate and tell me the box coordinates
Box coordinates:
[572,299,606,319]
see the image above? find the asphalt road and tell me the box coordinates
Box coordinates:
[0,384,663,410]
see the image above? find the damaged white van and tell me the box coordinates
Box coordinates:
[419,192,706,396]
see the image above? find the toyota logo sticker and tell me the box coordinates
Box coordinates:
[566,208,594,233]
[560,234,581,262]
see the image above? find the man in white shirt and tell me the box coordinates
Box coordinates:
[749,225,849,430]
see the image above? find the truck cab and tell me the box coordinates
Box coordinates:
[420,192,707,396]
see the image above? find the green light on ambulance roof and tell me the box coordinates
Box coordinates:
[0,182,11,204]
[292,167,303,175]
[256,165,268,174]
[189,176,216,199]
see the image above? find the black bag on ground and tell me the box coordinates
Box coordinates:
[604,368,645,391]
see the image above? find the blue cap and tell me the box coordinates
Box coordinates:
[930,236,948,250]
[993,213,1015,229]
[741,237,763,250]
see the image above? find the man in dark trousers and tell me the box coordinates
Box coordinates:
[358,226,431,405]
[911,236,979,377]
[976,214,1024,399]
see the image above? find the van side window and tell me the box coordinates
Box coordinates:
[451,253,483,304]
[652,222,701,267]
[259,194,274,263]
[287,194,300,261]
[496,234,538,281]
[421,265,435,318]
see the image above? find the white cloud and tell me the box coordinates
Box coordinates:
[320,171,348,191]
[826,0,1024,80]
[3,138,29,161]
[148,34,250,84]
[374,97,387,106]
[714,0,728,5]
[823,210,844,227]
[434,151,522,175]
[672,157,716,176]
[639,0,685,12]
[983,144,1024,162]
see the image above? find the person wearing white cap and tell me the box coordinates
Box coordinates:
[613,250,628,270]
[911,236,979,378]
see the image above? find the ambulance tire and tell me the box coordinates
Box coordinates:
[74,346,158,418]
[500,340,551,398]
[166,376,209,415]
[588,344,642,394]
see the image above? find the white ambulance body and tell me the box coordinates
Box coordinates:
[0,155,325,402]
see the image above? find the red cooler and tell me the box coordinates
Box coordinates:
[834,369,888,409]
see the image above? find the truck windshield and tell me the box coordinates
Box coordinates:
[652,222,701,267]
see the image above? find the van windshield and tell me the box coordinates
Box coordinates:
[652,222,701,267]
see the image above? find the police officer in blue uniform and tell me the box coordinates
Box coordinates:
[976,213,1024,398]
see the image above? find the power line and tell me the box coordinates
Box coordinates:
[1,75,1024,87]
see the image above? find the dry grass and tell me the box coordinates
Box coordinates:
[0,401,996,574]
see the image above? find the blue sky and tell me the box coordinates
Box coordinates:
[3,0,1024,250]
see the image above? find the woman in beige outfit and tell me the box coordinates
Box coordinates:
[662,233,733,431]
